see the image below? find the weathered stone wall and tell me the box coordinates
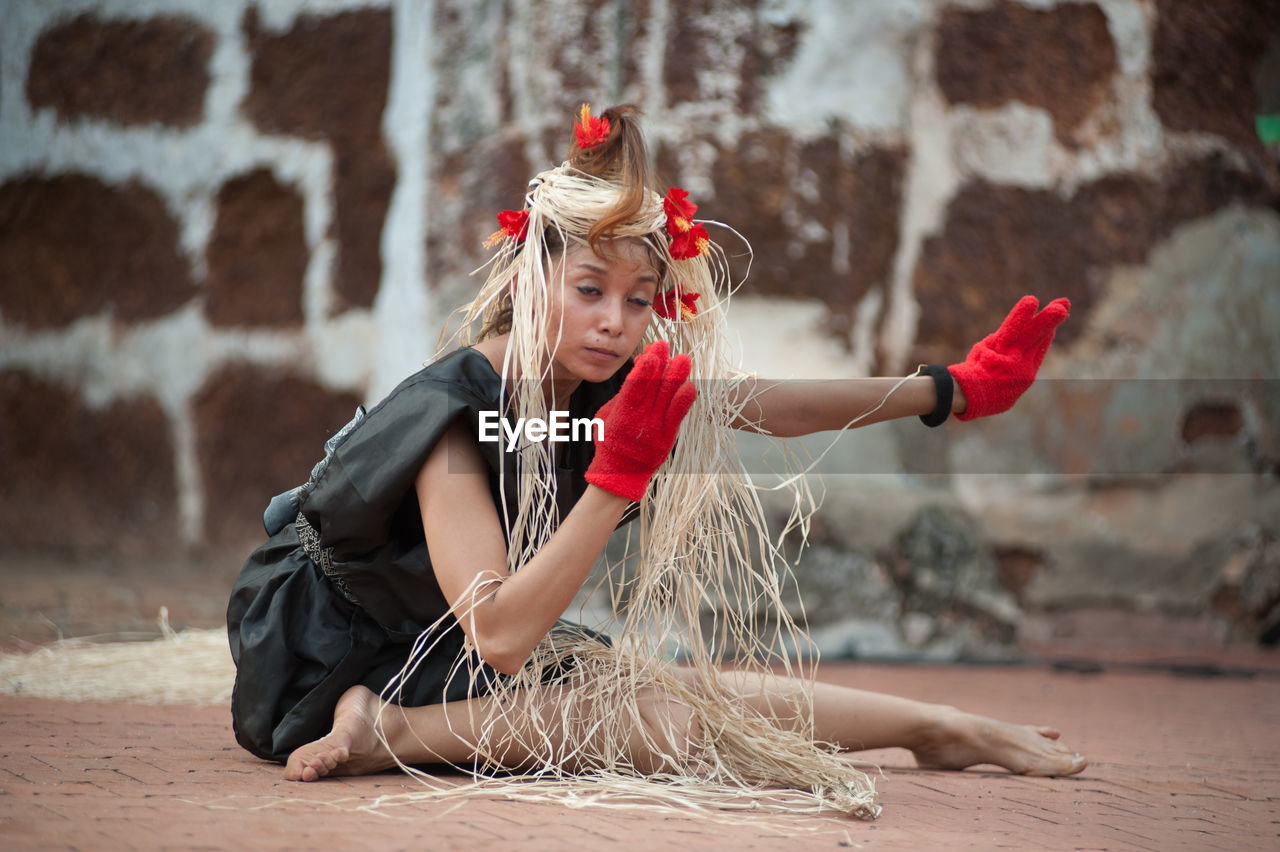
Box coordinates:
[2,0,1277,654]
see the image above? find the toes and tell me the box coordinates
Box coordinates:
[1026,749,1087,777]
[317,750,341,776]
[283,735,355,783]
[285,748,331,782]
[284,752,314,782]
[1037,726,1061,740]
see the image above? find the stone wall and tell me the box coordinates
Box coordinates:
[2,0,1277,654]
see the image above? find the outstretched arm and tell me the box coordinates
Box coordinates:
[732,296,1068,437]
[731,374,966,437]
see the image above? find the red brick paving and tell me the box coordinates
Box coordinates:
[2,554,1279,848]
[3,663,1278,850]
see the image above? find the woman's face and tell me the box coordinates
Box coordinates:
[544,239,659,384]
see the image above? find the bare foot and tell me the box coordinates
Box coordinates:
[284,685,402,782]
[911,708,1086,776]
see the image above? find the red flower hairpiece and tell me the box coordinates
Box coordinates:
[663,186,709,259]
[574,104,610,150]
[669,223,710,260]
[663,187,697,236]
[483,208,530,248]
[654,289,700,322]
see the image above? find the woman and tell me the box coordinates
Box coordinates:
[228,105,1083,818]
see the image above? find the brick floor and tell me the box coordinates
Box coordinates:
[2,663,1278,850]
[2,554,1279,849]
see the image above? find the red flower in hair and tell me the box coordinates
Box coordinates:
[654,289,700,322]
[669,223,710,260]
[663,187,697,236]
[574,104,610,150]
[483,208,529,247]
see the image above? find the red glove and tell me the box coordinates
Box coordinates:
[949,296,1070,421]
[586,341,698,501]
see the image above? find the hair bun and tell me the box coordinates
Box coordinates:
[564,104,655,251]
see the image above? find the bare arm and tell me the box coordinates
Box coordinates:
[415,420,628,675]
[730,374,968,437]
[740,296,1071,435]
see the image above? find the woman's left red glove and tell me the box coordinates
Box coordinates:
[586,341,698,502]
[949,296,1070,421]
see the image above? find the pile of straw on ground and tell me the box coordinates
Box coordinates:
[0,611,232,706]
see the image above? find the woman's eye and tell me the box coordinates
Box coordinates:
[629,296,653,307]
[576,285,601,297]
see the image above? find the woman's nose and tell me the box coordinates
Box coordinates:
[597,298,623,333]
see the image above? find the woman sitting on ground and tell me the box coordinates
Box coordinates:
[227,104,1083,818]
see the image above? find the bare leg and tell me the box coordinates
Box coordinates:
[286,668,1084,782]
[712,669,1086,776]
[284,682,697,782]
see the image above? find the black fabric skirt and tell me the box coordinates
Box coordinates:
[226,524,502,763]
[227,525,612,764]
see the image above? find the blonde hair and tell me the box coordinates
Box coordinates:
[394,106,879,819]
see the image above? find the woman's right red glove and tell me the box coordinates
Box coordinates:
[585,340,698,502]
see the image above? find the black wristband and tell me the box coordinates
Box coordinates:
[918,364,953,428]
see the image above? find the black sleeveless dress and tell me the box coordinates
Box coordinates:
[226,348,629,762]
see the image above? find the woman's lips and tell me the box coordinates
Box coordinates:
[585,347,619,362]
